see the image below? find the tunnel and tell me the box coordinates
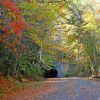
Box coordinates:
[50,68,58,78]
[44,68,58,78]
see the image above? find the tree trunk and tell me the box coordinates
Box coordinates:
[89,60,98,77]
[40,47,42,60]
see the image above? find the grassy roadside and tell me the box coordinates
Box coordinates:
[0,76,45,99]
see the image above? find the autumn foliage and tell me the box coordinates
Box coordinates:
[0,0,25,51]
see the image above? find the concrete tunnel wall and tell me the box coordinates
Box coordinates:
[54,62,64,78]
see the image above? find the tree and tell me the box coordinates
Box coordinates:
[0,0,25,77]
[65,0,100,77]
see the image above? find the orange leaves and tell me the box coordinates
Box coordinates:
[3,81,54,100]
[49,45,68,52]
[60,46,68,52]
[0,76,14,91]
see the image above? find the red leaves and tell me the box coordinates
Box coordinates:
[1,0,26,36]
[9,21,25,35]
[2,0,20,15]
[0,0,26,54]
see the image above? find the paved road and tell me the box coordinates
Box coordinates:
[3,78,100,100]
[39,78,100,100]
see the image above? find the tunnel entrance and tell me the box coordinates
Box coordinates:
[44,62,64,78]
[44,68,58,78]
[50,69,58,78]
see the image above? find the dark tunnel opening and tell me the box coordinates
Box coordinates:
[44,68,58,78]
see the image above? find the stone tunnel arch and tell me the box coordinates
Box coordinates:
[44,62,64,78]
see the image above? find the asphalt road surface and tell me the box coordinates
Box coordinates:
[39,78,100,100]
[3,78,100,100]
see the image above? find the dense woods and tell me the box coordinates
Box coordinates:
[0,0,100,81]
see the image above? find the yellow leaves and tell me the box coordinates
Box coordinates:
[82,11,96,32]
[45,48,56,55]
[32,2,40,9]
[83,11,94,23]
[31,33,55,55]
[74,48,78,54]
[49,45,68,53]
[52,2,67,18]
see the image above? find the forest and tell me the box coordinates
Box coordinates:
[0,0,100,81]
[0,0,100,99]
